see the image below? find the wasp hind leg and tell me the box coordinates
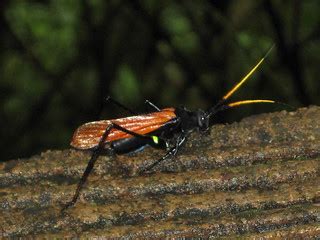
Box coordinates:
[62,122,165,211]
[62,123,115,212]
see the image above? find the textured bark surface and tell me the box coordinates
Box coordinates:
[0,106,320,238]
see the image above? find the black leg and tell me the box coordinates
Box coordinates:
[106,96,137,114]
[111,122,154,139]
[139,134,187,173]
[62,122,164,211]
[62,124,114,211]
[145,100,161,112]
[106,96,161,113]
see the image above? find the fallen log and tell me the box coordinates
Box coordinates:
[1,106,319,238]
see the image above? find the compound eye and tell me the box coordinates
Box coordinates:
[199,115,206,124]
[199,115,209,131]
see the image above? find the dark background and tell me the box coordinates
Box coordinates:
[0,0,319,161]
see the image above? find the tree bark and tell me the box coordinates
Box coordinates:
[1,106,320,238]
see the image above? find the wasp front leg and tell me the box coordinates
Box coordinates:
[139,133,188,173]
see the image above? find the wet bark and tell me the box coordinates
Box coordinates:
[1,106,320,238]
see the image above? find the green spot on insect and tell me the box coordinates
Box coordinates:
[152,136,159,144]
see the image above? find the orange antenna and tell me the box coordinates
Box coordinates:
[227,99,275,108]
[209,99,293,118]
[223,44,275,100]
[207,44,275,118]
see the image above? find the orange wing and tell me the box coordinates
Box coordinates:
[70,108,176,150]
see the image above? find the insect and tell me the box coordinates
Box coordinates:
[63,45,277,210]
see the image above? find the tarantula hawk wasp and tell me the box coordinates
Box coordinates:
[64,45,279,210]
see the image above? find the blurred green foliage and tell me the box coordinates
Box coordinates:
[0,0,319,161]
